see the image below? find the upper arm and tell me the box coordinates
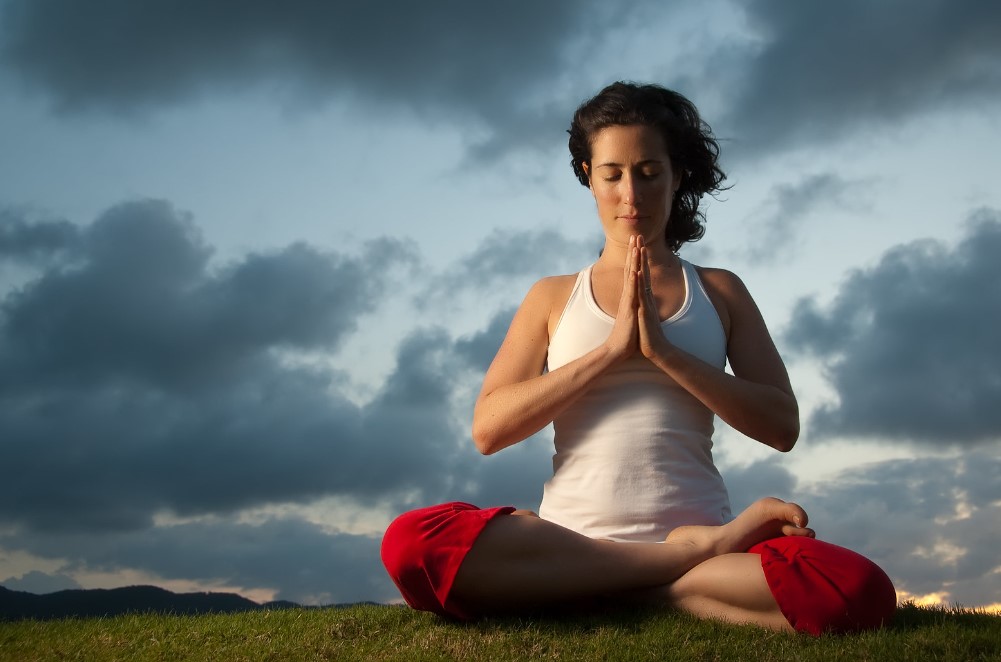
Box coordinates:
[476,276,573,401]
[699,268,794,397]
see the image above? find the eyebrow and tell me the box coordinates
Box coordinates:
[593,159,664,169]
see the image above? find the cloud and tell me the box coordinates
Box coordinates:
[421,227,598,306]
[1,569,82,594]
[5,1,998,165]
[719,458,798,513]
[0,207,80,263]
[0,0,646,156]
[0,516,393,605]
[0,201,489,533]
[453,307,516,375]
[720,0,1001,156]
[784,209,1001,444]
[0,200,556,614]
[0,203,560,602]
[722,448,1001,608]
[797,451,1001,608]
[738,173,875,263]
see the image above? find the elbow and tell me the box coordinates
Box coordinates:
[471,421,501,455]
[771,418,800,453]
[769,395,800,452]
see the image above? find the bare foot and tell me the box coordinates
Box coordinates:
[666,497,814,556]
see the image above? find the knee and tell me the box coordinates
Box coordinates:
[753,537,897,635]
[825,551,897,633]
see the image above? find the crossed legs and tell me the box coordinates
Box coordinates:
[449,497,812,628]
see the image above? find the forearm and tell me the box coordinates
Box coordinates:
[647,344,800,451]
[472,344,619,455]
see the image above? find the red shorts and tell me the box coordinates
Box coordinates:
[749,536,896,635]
[381,502,515,619]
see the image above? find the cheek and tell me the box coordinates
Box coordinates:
[592,185,617,207]
[594,195,616,216]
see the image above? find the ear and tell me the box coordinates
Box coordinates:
[582,162,592,189]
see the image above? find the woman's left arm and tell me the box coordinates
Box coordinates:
[638,252,799,452]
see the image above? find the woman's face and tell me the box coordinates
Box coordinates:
[583,124,681,249]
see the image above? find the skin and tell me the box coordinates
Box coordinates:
[460,123,806,631]
[450,497,813,623]
[472,124,798,455]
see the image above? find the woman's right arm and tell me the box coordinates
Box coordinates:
[472,245,642,455]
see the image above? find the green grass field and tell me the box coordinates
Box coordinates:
[1,603,999,661]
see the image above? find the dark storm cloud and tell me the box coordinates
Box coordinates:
[0,201,392,392]
[423,227,598,305]
[0,207,79,262]
[740,173,874,263]
[798,451,1001,606]
[0,0,641,154]
[5,1,999,164]
[455,437,553,511]
[0,570,81,594]
[453,307,516,374]
[453,228,598,286]
[785,209,1001,444]
[0,201,496,532]
[721,449,1001,606]
[719,458,798,513]
[721,0,1001,156]
[0,516,393,605]
[374,309,557,510]
[0,201,561,603]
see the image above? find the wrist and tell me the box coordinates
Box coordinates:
[644,336,676,365]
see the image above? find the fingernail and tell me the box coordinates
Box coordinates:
[793,516,802,527]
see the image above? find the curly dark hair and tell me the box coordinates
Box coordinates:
[568,81,727,251]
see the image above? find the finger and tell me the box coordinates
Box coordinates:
[638,248,657,323]
[619,250,638,312]
[641,245,653,296]
[780,523,816,538]
[625,239,639,301]
[632,239,641,293]
[627,254,638,305]
[638,247,651,303]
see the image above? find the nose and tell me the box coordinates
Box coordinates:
[623,177,640,205]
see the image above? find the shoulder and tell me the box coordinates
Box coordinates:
[485,273,579,379]
[522,273,580,336]
[529,273,578,301]
[694,266,750,299]
[692,266,757,337]
[520,273,579,313]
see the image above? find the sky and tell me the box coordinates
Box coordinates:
[1,0,999,611]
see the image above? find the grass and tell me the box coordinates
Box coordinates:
[1,603,999,662]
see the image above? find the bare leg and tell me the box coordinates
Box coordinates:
[660,553,793,632]
[450,497,811,615]
[622,498,813,632]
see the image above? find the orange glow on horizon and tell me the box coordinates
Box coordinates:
[897,589,1001,615]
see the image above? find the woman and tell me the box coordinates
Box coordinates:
[382,82,896,635]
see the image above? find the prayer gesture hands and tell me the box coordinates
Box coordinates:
[605,235,672,362]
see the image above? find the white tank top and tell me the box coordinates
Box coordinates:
[539,260,733,541]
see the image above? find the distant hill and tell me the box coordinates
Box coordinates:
[0,584,302,621]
